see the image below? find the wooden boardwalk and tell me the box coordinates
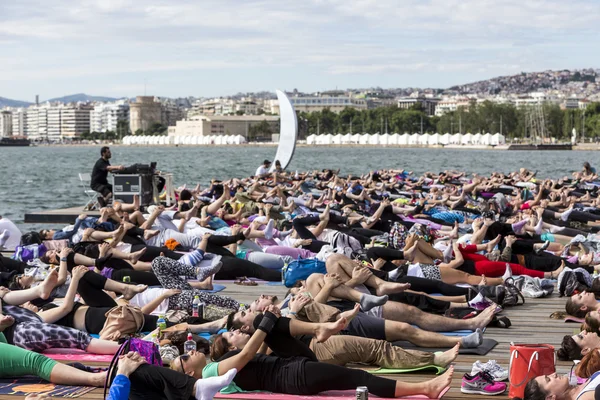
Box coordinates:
[24,206,100,224]
[0,283,577,400]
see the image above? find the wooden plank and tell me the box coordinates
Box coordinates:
[24,206,100,224]
[0,284,576,400]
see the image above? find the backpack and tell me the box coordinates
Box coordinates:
[502,277,525,307]
[283,258,327,287]
[99,305,145,341]
[104,337,162,398]
[444,307,512,329]
[20,231,42,246]
[558,269,591,297]
[513,276,554,298]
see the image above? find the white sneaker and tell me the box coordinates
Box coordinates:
[471,360,508,382]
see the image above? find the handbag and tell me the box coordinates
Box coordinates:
[503,277,525,307]
[99,305,145,341]
[508,343,555,399]
[283,258,327,287]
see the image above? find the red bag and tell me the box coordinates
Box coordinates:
[509,343,555,399]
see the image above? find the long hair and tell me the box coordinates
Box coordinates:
[576,348,600,379]
[557,335,583,361]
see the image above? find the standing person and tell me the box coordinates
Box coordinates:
[91,146,124,207]
[255,160,271,178]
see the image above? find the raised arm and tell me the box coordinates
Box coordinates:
[37,265,88,323]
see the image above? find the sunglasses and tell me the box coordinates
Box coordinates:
[179,353,190,373]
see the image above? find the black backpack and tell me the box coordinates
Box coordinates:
[558,270,589,297]
[20,231,42,246]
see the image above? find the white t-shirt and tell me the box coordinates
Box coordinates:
[255,165,270,177]
[128,287,170,316]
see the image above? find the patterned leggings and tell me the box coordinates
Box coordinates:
[13,322,92,353]
[151,256,240,312]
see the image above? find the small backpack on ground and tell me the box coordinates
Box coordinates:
[104,337,162,398]
[283,258,327,287]
[502,277,526,307]
[12,244,47,262]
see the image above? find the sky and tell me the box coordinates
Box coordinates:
[1,0,599,101]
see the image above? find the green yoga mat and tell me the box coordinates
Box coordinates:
[368,364,446,375]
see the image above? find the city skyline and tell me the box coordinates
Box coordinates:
[2,0,600,101]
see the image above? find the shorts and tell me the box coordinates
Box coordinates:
[420,264,442,280]
[540,232,555,242]
[92,184,112,197]
[344,312,386,340]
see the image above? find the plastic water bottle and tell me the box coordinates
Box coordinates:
[157,315,167,331]
[192,296,201,318]
[184,333,197,353]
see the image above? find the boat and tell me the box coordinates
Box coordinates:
[0,137,31,146]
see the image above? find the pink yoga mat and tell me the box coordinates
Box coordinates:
[215,387,450,400]
[565,317,585,324]
[43,349,114,362]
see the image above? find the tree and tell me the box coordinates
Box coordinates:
[116,119,130,139]
[248,120,273,141]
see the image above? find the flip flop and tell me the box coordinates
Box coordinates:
[234,277,258,286]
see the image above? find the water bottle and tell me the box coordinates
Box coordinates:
[157,315,167,331]
[192,296,201,318]
[184,333,197,353]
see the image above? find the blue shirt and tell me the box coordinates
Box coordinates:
[107,374,130,400]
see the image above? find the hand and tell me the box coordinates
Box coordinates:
[505,235,517,246]
[78,213,88,220]
[351,266,372,284]
[372,258,386,270]
[164,289,182,297]
[289,294,311,313]
[266,305,281,318]
[59,247,73,258]
[118,165,125,171]
[117,351,147,377]
[202,233,212,241]
[324,273,343,288]
[71,265,89,280]
[0,286,10,298]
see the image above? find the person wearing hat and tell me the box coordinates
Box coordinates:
[255,160,272,178]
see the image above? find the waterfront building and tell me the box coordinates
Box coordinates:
[289,95,367,113]
[91,100,130,133]
[25,105,49,140]
[0,111,12,137]
[11,108,25,137]
[168,115,279,140]
[130,96,162,134]
[397,97,438,116]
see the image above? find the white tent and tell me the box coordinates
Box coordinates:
[388,133,400,145]
[409,133,419,145]
[332,134,342,145]
[307,134,316,145]
[323,134,333,145]
[378,133,389,145]
[492,133,505,145]
[399,133,409,145]
[441,133,450,145]
[450,133,460,144]
[481,133,492,145]
[359,134,370,145]
[341,133,352,144]
[368,134,379,145]
[472,133,482,145]
[418,134,429,145]
[216,135,226,145]
[428,133,440,145]
[461,133,473,145]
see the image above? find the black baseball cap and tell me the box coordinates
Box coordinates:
[264,159,271,165]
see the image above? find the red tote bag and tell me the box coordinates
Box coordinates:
[509,343,556,399]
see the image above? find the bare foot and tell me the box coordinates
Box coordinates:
[319,204,330,221]
[0,315,15,331]
[98,242,111,258]
[133,195,140,211]
[470,305,495,329]
[243,225,252,239]
[39,269,59,300]
[223,185,231,200]
[375,282,411,296]
[112,225,125,239]
[143,229,160,241]
[478,275,488,286]
[314,317,348,343]
[338,304,360,324]
[91,370,109,387]
[185,202,201,221]
[422,366,453,398]
[486,234,501,252]
[123,284,148,300]
[433,343,459,368]
[129,248,146,264]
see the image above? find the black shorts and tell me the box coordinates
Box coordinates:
[92,183,112,197]
[328,301,387,340]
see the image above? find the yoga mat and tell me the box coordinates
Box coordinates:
[215,386,450,400]
[43,349,113,363]
[394,338,498,356]
[565,317,584,324]
[214,279,271,285]
[201,284,226,293]
[0,378,95,398]
[409,327,484,337]
[369,365,446,375]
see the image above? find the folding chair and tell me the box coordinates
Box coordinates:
[78,173,100,211]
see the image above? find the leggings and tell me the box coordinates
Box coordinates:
[12,321,92,353]
[151,256,240,311]
[292,216,329,252]
[249,316,396,397]
[387,291,450,314]
[264,246,316,259]
[214,256,282,281]
[459,244,544,278]
[128,364,196,400]
[110,269,161,286]
[0,334,57,381]
[131,244,182,262]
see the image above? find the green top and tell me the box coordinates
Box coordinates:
[202,362,244,394]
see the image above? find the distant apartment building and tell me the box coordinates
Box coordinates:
[59,104,92,138]
[11,108,25,136]
[160,100,185,127]
[130,96,162,134]
[91,100,130,133]
[26,105,49,140]
[0,111,12,137]
[168,115,279,140]
[264,99,280,115]
[289,96,367,113]
[396,97,438,116]
[434,98,472,116]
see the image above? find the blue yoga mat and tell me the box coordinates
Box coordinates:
[201,284,226,293]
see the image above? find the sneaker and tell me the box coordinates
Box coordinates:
[461,371,507,395]
[468,294,503,314]
[471,360,509,382]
